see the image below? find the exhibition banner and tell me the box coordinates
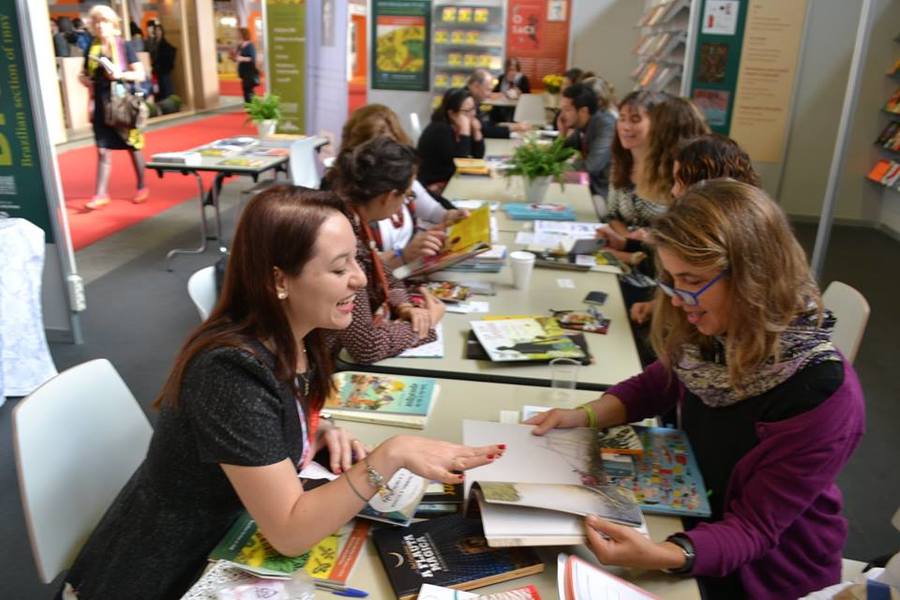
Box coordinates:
[266,0,306,132]
[372,0,430,91]
[506,0,570,91]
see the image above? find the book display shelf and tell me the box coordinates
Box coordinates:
[431,0,505,97]
[631,0,694,93]
[866,33,900,191]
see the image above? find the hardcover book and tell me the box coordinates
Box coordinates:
[551,309,611,334]
[419,281,472,303]
[469,317,587,362]
[594,425,644,455]
[324,372,439,429]
[502,203,576,221]
[394,206,492,279]
[453,158,491,176]
[208,512,369,583]
[372,514,544,600]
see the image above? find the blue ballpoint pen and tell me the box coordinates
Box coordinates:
[313,581,369,598]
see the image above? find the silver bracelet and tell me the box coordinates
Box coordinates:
[364,457,393,500]
[344,472,371,503]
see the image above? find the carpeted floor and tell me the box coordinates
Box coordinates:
[59,110,255,250]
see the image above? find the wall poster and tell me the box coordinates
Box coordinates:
[372,0,430,91]
[265,0,306,132]
[506,0,570,91]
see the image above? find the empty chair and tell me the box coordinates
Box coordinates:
[187,265,217,321]
[822,281,870,363]
[13,359,153,583]
[288,136,322,188]
[513,93,548,125]
[409,112,422,142]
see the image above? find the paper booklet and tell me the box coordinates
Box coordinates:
[207,512,369,583]
[397,323,445,358]
[419,583,543,599]
[462,421,645,547]
[557,554,659,600]
[324,372,439,429]
[469,317,587,362]
[393,206,492,279]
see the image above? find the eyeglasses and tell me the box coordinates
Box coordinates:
[396,189,416,204]
[656,270,728,307]
[459,107,477,114]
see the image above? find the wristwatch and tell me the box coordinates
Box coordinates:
[663,534,695,575]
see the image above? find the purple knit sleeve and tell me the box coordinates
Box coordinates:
[606,360,680,421]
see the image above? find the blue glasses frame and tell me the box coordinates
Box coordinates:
[656,270,728,307]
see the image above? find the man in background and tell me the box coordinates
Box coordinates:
[558,83,615,198]
[466,69,530,139]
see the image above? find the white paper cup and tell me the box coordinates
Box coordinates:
[509,250,536,290]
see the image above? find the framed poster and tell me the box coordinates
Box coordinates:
[372,0,431,91]
[507,0,570,91]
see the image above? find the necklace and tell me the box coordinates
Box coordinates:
[296,371,310,396]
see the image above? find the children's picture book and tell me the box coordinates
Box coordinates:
[300,461,428,526]
[556,554,659,600]
[465,330,591,365]
[394,206,492,279]
[217,157,266,168]
[453,157,491,176]
[462,421,645,547]
[469,317,587,362]
[551,309,611,334]
[372,514,544,600]
[420,281,472,303]
[600,426,711,518]
[594,425,644,455]
[325,372,439,429]
[208,512,370,583]
[502,203,576,221]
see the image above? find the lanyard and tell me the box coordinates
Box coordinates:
[293,381,320,469]
[352,209,391,309]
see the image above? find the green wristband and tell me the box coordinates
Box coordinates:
[577,403,599,429]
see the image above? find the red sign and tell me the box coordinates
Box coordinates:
[506,0,570,91]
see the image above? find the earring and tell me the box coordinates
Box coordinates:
[277,291,288,300]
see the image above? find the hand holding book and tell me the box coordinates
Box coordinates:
[584,515,687,572]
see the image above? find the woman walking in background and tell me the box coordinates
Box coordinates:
[79,5,148,210]
[235,27,259,103]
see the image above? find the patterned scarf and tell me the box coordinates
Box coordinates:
[674,308,842,407]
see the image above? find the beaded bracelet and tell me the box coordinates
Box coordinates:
[344,472,371,503]
[577,403,599,429]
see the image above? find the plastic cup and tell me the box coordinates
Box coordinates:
[509,250,536,290]
[550,357,580,407]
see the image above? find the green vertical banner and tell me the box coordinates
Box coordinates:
[372,0,431,91]
[266,0,306,133]
[688,0,749,134]
[0,4,54,242]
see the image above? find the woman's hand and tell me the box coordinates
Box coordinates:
[595,225,626,251]
[384,435,505,484]
[524,407,588,435]
[403,229,446,263]
[396,304,432,339]
[470,114,483,141]
[584,516,687,571]
[630,300,655,325]
[316,421,367,474]
[452,111,471,136]
[626,228,650,243]
[443,209,468,225]
[421,288,446,327]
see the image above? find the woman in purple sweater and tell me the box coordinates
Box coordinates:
[529,180,865,599]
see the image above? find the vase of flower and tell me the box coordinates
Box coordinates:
[524,176,552,204]
[542,73,563,110]
[244,94,282,138]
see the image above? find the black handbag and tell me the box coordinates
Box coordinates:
[104,82,149,130]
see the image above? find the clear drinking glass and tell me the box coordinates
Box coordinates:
[549,357,580,407]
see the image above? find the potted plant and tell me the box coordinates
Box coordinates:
[245,94,281,137]
[542,73,564,109]
[506,136,577,203]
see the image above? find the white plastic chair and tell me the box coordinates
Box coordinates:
[822,281,870,363]
[409,112,422,142]
[513,93,548,125]
[187,265,217,321]
[288,137,322,188]
[12,359,153,583]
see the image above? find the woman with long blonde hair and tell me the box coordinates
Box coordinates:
[530,180,865,599]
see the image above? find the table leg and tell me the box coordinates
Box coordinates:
[165,173,209,271]
[210,173,226,252]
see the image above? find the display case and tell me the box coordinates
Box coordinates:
[631,0,694,94]
[866,34,900,191]
[431,0,506,95]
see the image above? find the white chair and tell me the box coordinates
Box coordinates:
[409,112,422,142]
[822,281,870,363]
[12,359,153,583]
[513,93,548,125]
[288,137,322,188]
[187,265,217,321]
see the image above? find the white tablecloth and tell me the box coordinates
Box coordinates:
[0,218,58,404]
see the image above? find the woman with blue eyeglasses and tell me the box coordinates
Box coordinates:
[528,180,865,599]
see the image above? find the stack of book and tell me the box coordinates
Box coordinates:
[502,203,576,221]
[394,206,492,279]
[443,245,507,273]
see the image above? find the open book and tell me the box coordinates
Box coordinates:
[462,421,645,547]
[393,205,492,279]
[557,554,659,600]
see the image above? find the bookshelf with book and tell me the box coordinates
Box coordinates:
[632,0,695,94]
[867,34,900,192]
[431,0,506,98]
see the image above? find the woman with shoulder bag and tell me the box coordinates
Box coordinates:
[78,5,149,210]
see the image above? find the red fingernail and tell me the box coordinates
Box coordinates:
[498,444,507,450]
[487,454,496,460]
[457,473,465,480]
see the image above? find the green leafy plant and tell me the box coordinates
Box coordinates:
[506,136,577,185]
[244,94,281,123]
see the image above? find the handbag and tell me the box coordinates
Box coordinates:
[104,81,149,130]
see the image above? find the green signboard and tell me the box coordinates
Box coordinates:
[372,0,431,91]
[0,3,54,241]
[688,0,749,135]
[266,0,306,133]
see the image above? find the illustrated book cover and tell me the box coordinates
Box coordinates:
[594,425,644,455]
[324,372,439,429]
[502,203,576,221]
[469,317,587,362]
[372,514,544,600]
[393,206,492,279]
[208,512,369,583]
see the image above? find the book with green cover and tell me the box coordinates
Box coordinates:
[208,512,370,582]
[324,373,439,429]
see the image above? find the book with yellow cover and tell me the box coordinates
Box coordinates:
[453,157,491,176]
[393,205,492,278]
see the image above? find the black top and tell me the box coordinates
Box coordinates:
[152,37,177,75]
[476,103,511,139]
[84,39,139,125]
[416,120,486,186]
[63,343,308,600]
[684,359,844,522]
[493,72,531,94]
[238,42,257,80]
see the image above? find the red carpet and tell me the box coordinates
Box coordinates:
[60,111,256,250]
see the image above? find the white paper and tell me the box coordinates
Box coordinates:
[418,584,478,600]
[702,0,739,35]
[557,278,576,289]
[445,300,490,314]
[453,199,499,212]
[574,255,596,267]
[499,410,521,424]
[534,220,602,238]
[398,324,444,358]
